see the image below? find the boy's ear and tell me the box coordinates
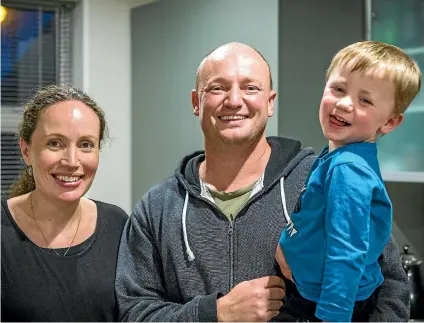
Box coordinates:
[379,113,404,135]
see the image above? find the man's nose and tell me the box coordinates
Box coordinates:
[224,87,243,108]
[336,96,354,113]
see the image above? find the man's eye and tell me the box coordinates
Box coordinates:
[245,85,260,92]
[208,86,224,93]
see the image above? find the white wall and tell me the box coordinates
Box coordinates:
[131,0,279,203]
[73,0,157,214]
[278,0,365,152]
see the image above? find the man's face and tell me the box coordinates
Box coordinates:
[192,45,276,146]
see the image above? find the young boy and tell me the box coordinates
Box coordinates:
[276,41,422,322]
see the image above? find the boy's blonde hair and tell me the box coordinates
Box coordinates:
[326,41,422,114]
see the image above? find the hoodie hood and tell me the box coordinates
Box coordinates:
[175,137,315,262]
[175,136,314,195]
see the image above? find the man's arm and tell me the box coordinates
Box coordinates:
[115,194,286,322]
[115,198,219,322]
[370,236,409,322]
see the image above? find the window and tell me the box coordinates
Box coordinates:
[1,0,76,199]
[367,0,424,181]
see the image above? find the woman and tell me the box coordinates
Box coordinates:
[1,85,128,321]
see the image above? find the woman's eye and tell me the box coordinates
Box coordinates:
[47,140,62,149]
[80,141,94,150]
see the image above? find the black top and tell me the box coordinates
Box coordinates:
[1,199,128,322]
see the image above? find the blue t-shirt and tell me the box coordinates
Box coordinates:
[279,142,392,322]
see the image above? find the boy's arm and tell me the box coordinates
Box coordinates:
[370,236,409,321]
[316,163,377,322]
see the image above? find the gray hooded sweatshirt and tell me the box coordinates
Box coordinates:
[116,137,408,322]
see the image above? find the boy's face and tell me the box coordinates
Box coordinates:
[319,63,403,151]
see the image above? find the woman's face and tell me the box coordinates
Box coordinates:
[20,100,101,203]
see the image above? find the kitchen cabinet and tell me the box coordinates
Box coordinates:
[365,0,424,182]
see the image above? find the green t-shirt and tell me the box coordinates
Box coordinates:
[208,181,256,221]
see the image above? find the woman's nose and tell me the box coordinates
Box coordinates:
[61,147,80,167]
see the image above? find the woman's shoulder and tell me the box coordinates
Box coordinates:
[1,194,30,224]
[2,194,28,210]
[88,199,129,222]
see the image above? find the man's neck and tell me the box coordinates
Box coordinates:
[200,136,271,192]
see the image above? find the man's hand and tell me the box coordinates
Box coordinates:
[216,276,285,322]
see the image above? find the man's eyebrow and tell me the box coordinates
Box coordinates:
[205,77,230,85]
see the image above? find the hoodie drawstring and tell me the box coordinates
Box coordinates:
[183,177,289,262]
[280,177,292,224]
[182,190,195,262]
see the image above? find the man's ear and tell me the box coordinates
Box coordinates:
[19,138,31,166]
[191,90,200,116]
[379,113,404,135]
[268,90,277,117]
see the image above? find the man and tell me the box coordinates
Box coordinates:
[116,42,409,322]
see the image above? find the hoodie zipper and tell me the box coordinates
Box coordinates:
[228,219,234,289]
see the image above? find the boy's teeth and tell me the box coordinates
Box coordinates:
[334,115,347,123]
[56,175,80,182]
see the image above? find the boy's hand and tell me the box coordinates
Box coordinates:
[275,244,293,281]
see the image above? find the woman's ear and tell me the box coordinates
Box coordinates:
[19,138,31,166]
[379,113,404,135]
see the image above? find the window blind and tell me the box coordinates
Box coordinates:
[1,0,77,199]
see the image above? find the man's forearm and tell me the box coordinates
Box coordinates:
[119,293,220,322]
[371,236,409,321]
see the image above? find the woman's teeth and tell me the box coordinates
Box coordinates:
[55,175,81,182]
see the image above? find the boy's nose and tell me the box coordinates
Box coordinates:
[336,96,354,113]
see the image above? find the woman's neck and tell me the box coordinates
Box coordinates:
[28,190,81,226]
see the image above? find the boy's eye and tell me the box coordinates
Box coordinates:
[334,87,345,93]
[360,97,372,105]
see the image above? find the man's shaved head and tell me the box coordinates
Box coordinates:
[195,42,273,92]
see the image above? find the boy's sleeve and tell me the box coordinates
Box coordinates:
[315,163,377,322]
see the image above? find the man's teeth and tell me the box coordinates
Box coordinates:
[55,175,81,182]
[220,115,247,121]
